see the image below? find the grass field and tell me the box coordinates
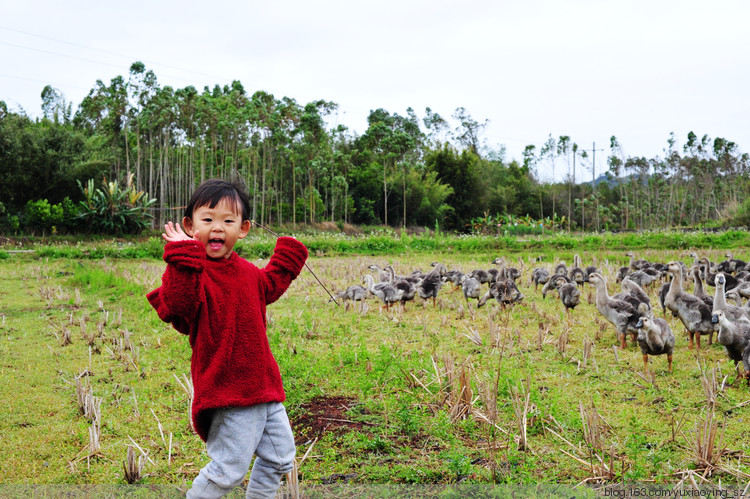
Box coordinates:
[1,239,749,490]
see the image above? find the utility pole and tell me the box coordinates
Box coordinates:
[584,142,604,231]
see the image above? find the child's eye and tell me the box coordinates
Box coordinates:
[202,218,212,223]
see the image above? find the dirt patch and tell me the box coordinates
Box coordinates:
[291,395,365,443]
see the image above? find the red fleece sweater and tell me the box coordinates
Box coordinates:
[146,237,308,441]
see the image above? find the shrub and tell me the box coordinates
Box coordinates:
[24,199,63,235]
[76,174,155,235]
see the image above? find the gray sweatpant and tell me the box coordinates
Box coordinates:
[186,402,296,499]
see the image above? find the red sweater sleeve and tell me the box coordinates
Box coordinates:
[260,237,308,304]
[146,240,206,335]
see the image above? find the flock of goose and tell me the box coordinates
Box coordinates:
[331,251,750,381]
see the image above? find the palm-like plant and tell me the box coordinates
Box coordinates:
[77,173,156,234]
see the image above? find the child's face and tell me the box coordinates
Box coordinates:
[182,199,250,259]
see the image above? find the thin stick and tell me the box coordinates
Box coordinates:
[252,221,340,306]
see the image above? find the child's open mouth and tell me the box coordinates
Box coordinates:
[208,238,224,251]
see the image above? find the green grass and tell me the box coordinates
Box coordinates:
[7,228,750,260]
[0,238,749,488]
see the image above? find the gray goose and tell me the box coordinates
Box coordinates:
[386,266,417,310]
[363,274,403,309]
[417,263,447,306]
[700,258,739,290]
[568,254,586,287]
[587,272,642,349]
[331,285,367,304]
[542,274,570,299]
[530,268,550,290]
[460,274,482,304]
[615,266,631,283]
[665,261,716,350]
[724,252,747,274]
[635,305,675,373]
[711,310,750,384]
[555,275,581,317]
[690,265,714,309]
[367,264,391,283]
[626,251,649,271]
[554,261,568,276]
[712,272,750,324]
[618,277,651,313]
[625,269,660,288]
[477,273,524,308]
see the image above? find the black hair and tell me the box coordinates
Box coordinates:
[183,179,251,221]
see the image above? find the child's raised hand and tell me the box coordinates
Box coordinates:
[162,222,198,243]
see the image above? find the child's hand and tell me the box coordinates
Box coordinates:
[162,222,198,243]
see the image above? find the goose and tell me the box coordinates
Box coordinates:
[619,277,652,313]
[734,280,750,300]
[541,274,570,299]
[725,289,745,308]
[723,252,746,274]
[554,275,581,317]
[554,261,568,276]
[503,266,522,283]
[489,257,506,284]
[330,285,367,304]
[363,274,403,309]
[477,277,524,308]
[386,266,417,310]
[665,261,716,350]
[444,270,464,291]
[689,251,703,270]
[658,280,672,316]
[625,269,660,288]
[530,268,550,290]
[587,272,642,349]
[711,310,750,384]
[690,265,714,309]
[390,265,425,285]
[568,254,586,287]
[460,274,482,304]
[626,251,650,271]
[700,258,739,290]
[615,266,631,283]
[469,268,491,286]
[367,264,391,283]
[584,265,599,281]
[417,263,447,306]
[713,272,750,323]
[635,304,675,373]
[486,268,501,285]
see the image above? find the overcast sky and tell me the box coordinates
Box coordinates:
[2,0,749,182]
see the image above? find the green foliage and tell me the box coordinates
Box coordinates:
[24,199,63,235]
[470,213,569,235]
[0,112,88,211]
[76,174,156,235]
[730,198,750,227]
[0,202,20,234]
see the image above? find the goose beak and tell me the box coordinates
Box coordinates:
[711,314,719,324]
[635,318,643,329]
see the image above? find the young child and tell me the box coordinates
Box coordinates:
[147,179,308,498]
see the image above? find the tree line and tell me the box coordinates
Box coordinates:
[1,61,749,235]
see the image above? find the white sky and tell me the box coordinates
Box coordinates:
[2,0,749,182]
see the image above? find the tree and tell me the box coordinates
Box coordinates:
[360,109,418,226]
[452,107,487,156]
[41,86,71,124]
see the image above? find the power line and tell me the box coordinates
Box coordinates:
[0,25,236,83]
